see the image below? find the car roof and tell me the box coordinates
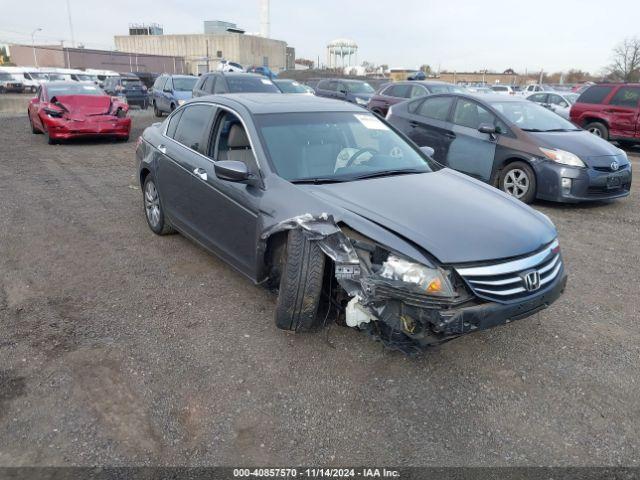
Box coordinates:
[192,93,365,114]
[319,78,369,84]
[45,81,98,88]
[168,74,195,79]
[395,80,454,86]
[205,72,262,78]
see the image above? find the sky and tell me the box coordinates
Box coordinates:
[1,0,638,74]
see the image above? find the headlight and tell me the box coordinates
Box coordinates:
[539,147,586,168]
[379,255,455,297]
[355,97,368,106]
[178,99,186,106]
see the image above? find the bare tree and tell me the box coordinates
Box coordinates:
[610,37,640,82]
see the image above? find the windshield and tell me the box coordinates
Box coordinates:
[122,78,143,86]
[428,84,465,94]
[47,84,105,97]
[274,80,308,93]
[172,77,197,91]
[227,76,280,93]
[75,74,96,81]
[346,82,374,94]
[255,112,438,182]
[490,101,579,131]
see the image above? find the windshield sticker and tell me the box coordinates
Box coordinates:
[261,79,273,85]
[354,114,389,131]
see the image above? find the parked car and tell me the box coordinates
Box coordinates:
[0,72,24,93]
[272,78,314,94]
[570,83,640,147]
[217,60,245,73]
[527,92,579,119]
[103,74,149,109]
[192,72,280,97]
[490,85,522,96]
[466,86,493,94]
[151,74,198,116]
[27,82,131,144]
[135,93,566,353]
[386,93,632,203]
[521,84,556,96]
[247,66,277,79]
[314,78,375,106]
[368,80,464,117]
[70,72,99,83]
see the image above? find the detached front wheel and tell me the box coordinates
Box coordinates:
[500,161,536,204]
[274,229,326,332]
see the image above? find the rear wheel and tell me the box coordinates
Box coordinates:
[153,102,162,117]
[274,229,326,332]
[585,121,609,140]
[500,161,536,204]
[143,175,175,235]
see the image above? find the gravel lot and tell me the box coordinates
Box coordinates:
[0,112,638,467]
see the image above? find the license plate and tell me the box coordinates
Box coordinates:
[606,175,622,189]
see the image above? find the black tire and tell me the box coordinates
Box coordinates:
[499,161,537,204]
[30,86,36,93]
[153,102,162,117]
[170,103,176,112]
[274,229,326,332]
[44,126,57,145]
[142,100,148,110]
[142,175,175,235]
[585,121,609,140]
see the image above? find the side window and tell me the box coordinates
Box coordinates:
[452,99,495,129]
[166,109,184,138]
[165,78,173,91]
[386,84,411,98]
[417,96,454,121]
[210,111,254,166]
[609,87,640,108]
[172,105,214,154]
[529,93,547,103]
[326,81,338,92]
[577,86,613,104]
[213,77,226,94]
[549,94,568,107]
[410,85,427,98]
[202,75,216,93]
[153,76,165,89]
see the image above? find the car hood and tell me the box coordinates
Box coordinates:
[51,95,112,116]
[301,169,557,264]
[529,130,628,167]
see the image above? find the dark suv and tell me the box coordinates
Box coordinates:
[314,79,375,107]
[368,80,464,117]
[192,72,280,97]
[570,83,640,147]
[103,75,149,108]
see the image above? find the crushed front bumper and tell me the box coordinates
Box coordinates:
[45,116,131,140]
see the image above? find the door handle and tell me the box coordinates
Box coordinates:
[409,121,419,128]
[193,168,207,181]
[444,132,456,139]
[158,144,167,154]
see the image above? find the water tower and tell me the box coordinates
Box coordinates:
[326,39,358,68]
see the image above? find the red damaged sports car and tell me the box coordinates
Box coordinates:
[28,81,131,144]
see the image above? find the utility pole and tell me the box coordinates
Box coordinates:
[206,40,210,72]
[539,68,544,84]
[66,0,76,48]
[31,28,42,67]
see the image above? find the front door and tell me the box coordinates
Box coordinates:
[446,98,497,181]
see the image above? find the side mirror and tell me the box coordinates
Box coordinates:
[420,146,435,157]
[163,88,172,93]
[478,123,497,135]
[338,89,348,96]
[214,160,250,183]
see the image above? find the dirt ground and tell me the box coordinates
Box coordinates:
[0,112,638,466]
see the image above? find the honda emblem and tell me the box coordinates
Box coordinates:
[522,270,541,292]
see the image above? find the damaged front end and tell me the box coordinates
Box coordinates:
[262,214,483,355]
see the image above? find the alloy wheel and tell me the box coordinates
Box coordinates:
[503,168,530,199]
[144,181,161,228]
[588,127,602,137]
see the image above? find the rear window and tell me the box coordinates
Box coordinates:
[122,78,143,86]
[226,76,279,93]
[609,87,640,108]
[577,86,613,104]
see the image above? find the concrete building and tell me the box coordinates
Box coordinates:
[437,71,522,85]
[114,21,292,75]
[8,44,185,74]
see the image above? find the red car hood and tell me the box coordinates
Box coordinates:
[52,95,113,117]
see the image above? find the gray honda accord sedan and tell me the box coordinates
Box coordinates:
[136,94,567,354]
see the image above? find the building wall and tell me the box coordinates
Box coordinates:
[114,33,287,75]
[437,72,522,85]
[9,44,184,73]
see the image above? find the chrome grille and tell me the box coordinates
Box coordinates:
[455,240,563,303]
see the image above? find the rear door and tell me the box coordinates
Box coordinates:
[156,104,216,237]
[404,95,455,163]
[447,97,498,181]
[605,86,640,138]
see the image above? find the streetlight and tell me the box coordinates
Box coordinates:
[31,28,42,67]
